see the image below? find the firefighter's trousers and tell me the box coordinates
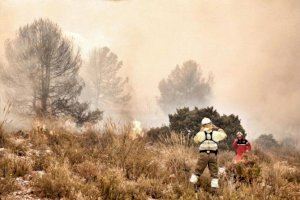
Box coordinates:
[195,152,218,178]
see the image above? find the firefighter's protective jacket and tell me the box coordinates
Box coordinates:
[194,128,227,151]
[232,138,251,162]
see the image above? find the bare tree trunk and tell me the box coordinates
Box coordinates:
[32,89,37,115]
[96,73,101,108]
[41,64,50,117]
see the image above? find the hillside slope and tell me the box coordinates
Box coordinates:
[0,123,299,199]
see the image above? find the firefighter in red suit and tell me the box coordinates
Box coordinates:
[232,132,251,162]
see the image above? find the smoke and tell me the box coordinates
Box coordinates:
[208,1,300,140]
[0,0,299,140]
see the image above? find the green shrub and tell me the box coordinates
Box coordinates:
[146,126,171,143]
[255,134,279,149]
[168,107,246,150]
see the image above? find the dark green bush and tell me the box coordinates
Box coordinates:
[169,106,245,150]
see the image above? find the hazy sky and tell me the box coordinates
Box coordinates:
[0,0,299,139]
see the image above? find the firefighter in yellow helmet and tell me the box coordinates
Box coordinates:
[190,117,227,190]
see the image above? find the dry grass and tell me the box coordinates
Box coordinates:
[0,156,32,178]
[0,176,19,196]
[33,162,81,199]
[0,122,299,199]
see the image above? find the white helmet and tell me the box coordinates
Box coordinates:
[201,117,212,125]
[236,131,243,136]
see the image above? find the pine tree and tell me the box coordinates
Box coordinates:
[158,60,212,114]
[1,19,102,125]
[87,47,131,116]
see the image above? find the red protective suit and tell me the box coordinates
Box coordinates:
[232,138,251,162]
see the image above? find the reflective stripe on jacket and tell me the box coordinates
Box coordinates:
[194,128,227,151]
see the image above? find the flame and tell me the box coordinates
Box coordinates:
[129,120,144,140]
[32,119,46,132]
